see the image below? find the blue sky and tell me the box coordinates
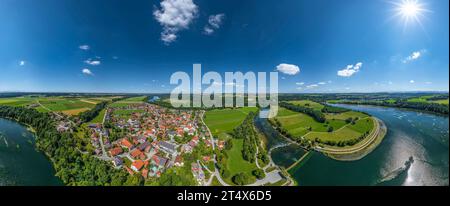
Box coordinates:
[0,0,448,93]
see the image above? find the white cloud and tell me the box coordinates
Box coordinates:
[153,0,198,44]
[306,84,318,89]
[337,62,363,77]
[296,82,305,85]
[203,13,225,35]
[318,82,326,85]
[425,81,432,84]
[388,81,393,85]
[82,68,93,76]
[276,63,300,75]
[79,45,90,50]
[410,80,415,83]
[84,58,101,66]
[403,50,425,63]
[19,60,26,66]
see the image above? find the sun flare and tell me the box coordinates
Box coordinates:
[399,1,421,17]
[391,0,430,29]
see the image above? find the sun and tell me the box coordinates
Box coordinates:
[390,0,430,29]
[399,0,421,17]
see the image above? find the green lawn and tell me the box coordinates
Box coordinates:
[204,107,258,136]
[225,139,257,184]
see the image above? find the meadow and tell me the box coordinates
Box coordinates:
[304,118,374,142]
[204,107,258,137]
[89,109,106,124]
[288,100,324,110]
[110,96,147,108]
[113,109,145,116]
[275,107,348,137]
[274,106,373,144]
[224,139,257,184]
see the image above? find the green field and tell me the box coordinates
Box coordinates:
[109,96,147,108]
[432,99,449,105]
[89,109,106,124]
[0,97,37,107]
[325,111,368,120]
[113,109,145,116]
[0,96,99,115]
[38,98,95,111]
[304,118,374,142]
[121,96,147,102]
[288,100,324,110]
[204,107,258,137]
[225,139,257,184]
[407,95,449,105]
[275,108,348,137]
[274,107,373,144]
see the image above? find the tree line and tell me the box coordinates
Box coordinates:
[279,102,326,123]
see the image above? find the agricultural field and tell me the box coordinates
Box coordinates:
[288,100,324,110]
[273,107,372,144]
[0,96,101,116]
[405,95,449,105]
[204,107,258,137]
[0,96,37,107]
[432,99,449,105]
[37,98,96,114]
[110,96,147,107]
[121,96,148,102]
[113,109,145,117]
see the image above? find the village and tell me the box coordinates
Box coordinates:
[85,103,223,185]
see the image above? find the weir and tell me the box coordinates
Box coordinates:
[286,151,311,171]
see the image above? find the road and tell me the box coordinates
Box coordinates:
[98,133,111,161]
[200,111,215,150]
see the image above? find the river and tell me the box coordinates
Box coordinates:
[0,118,62,186]
[257,105,449,186]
